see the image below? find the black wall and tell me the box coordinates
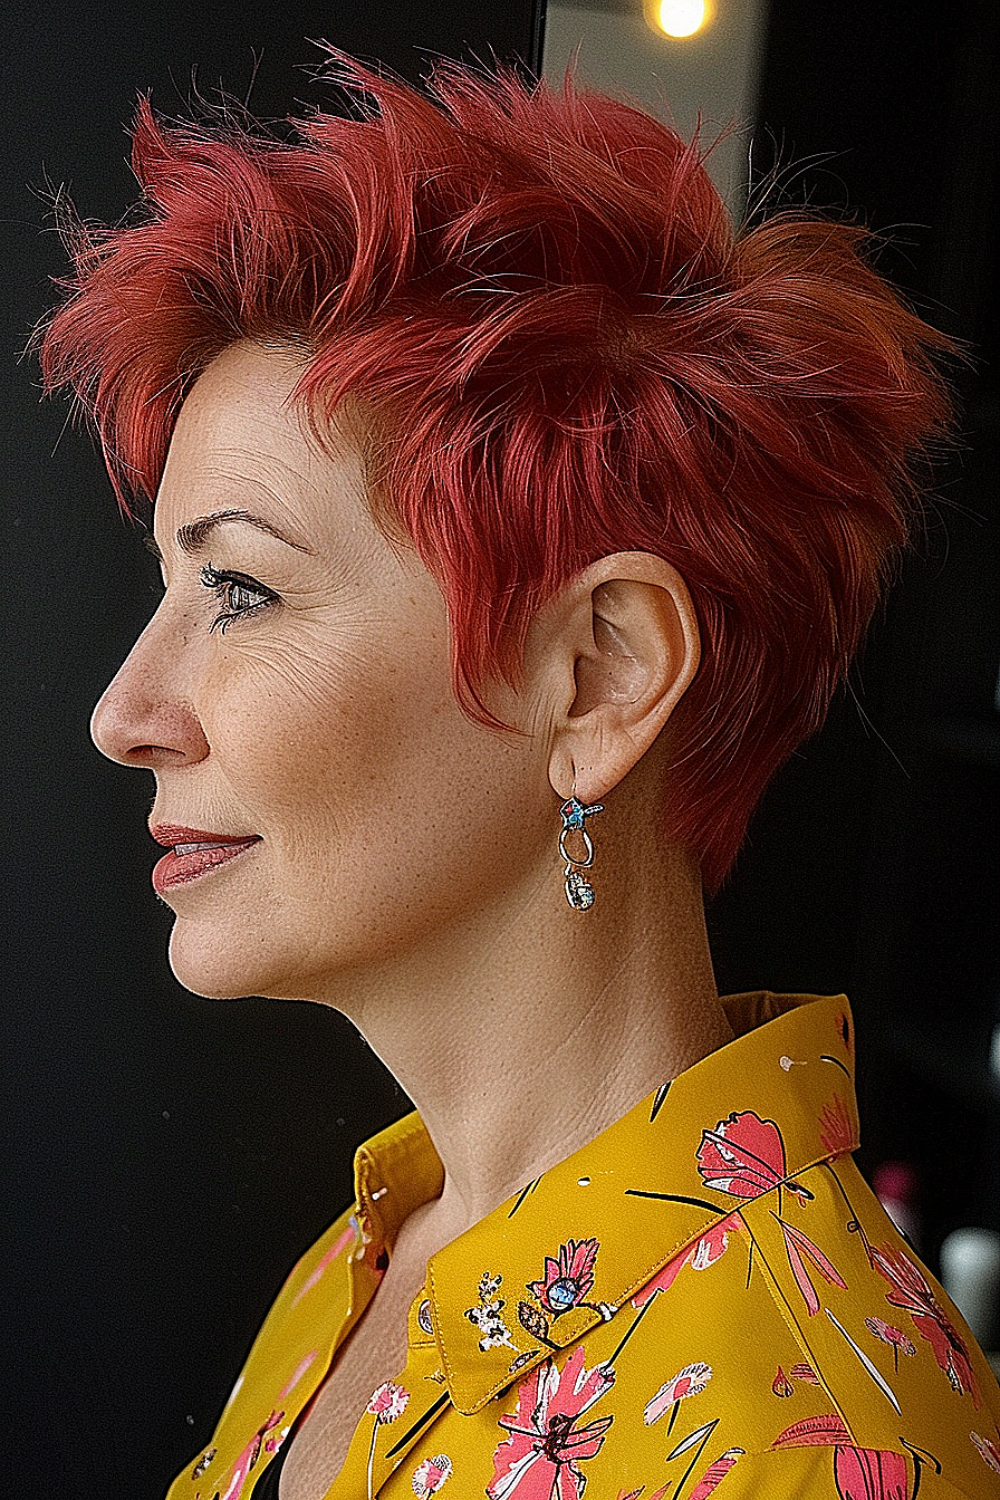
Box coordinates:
[711,0,999,1274]
[4,3,997,1496]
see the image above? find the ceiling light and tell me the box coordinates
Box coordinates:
[650,0,713,39]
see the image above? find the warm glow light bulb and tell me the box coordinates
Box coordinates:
[657,0,709,38]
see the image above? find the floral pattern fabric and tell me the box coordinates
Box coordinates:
[166,993,1000,1500]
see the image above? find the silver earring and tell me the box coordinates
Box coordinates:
[559,794,604,911]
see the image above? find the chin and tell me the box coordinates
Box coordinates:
[165,916,342,1004]
[167,923,273,1001]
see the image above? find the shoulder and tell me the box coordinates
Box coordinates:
[479,1152,1000,1499]
[267,1203,362,1320]
[685,1444,1000,1499]
[164,1204,361,1500]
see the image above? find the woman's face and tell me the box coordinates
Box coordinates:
[91,342,553,1004]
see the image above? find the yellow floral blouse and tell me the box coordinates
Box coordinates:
[167,994,1000,1499]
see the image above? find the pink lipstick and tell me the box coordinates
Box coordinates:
[150,824,260,894]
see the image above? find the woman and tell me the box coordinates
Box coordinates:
[39,55,999,1500]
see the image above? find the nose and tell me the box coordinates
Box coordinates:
[90,612,210,770]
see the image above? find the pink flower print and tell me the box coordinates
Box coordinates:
[632,1248,688,1306]
[632,1215,741,1308]
[690,1449,745,1499]
[644,1362,712,1433]
[865,1317,916,1371]
[365,1382,410,1496]
[819,1096,855,1157]
[412,1453,453,1494]
[528,1239,599,1316]
[772,1359,819,1394]
[833,1446,909,1500]
[487,1346,615,1499]
[278,1350,319,1399]
[777,1217,847,1316]
[291,1221,358,1306]
[697,1111,798,1198]
[971,1431,1000,1473]
[872,1244,981,1407]
[217,1411,286,1500]
[368,1381,410,1422]
[689,1215,741,1270]
[771,1414,852,1449]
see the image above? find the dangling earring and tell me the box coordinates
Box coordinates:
[558,788,604,911]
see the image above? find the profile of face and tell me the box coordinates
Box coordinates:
[91,342,556,1006]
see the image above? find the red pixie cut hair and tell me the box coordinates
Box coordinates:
[40,57,953,890]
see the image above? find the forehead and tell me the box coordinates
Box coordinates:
[153,342,372,544]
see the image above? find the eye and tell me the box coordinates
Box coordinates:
[200,563,277,633]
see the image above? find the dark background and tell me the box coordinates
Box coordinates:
[3,3,997,1496]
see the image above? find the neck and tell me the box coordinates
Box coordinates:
[324,827,732,1249]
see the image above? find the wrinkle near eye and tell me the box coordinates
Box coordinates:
[234,628,380,704]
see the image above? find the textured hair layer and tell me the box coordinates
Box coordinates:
[39,56,953,890]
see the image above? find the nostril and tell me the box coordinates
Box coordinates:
[124,744,192,767]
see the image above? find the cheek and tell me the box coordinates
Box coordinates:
[202,624,456,825]
[198,617,552,916]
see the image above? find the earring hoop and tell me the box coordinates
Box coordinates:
[558,795,604,911]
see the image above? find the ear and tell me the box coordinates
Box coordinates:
[537,552,700,803]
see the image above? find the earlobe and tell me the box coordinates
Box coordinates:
[546,552,700,803]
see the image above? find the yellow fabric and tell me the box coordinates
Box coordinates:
[167,994,1000,1499]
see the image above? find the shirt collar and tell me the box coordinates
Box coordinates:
[352,991,858,1416]
[354,1109,445,1256]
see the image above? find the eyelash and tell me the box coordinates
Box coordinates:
[199,564,277,633]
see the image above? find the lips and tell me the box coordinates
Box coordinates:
[150,824,261,894]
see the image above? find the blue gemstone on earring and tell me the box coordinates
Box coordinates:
[561,798,586,830]
[561,797,604,831]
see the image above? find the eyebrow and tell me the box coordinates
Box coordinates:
[175,508,312,555]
